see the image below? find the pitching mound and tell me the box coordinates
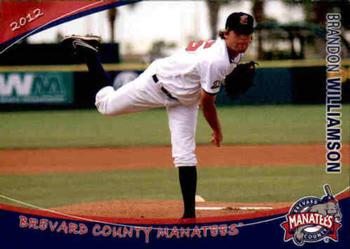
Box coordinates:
[52,200,290,219]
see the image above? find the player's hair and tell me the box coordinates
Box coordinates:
[219,29,229,39]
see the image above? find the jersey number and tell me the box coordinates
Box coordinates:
[185,40,214,52]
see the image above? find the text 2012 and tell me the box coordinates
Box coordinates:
[10,9,44,32]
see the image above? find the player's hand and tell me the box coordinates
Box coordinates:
[211,130,223,147]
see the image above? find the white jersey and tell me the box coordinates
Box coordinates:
[95,38,244,168]
[153,38,243,105]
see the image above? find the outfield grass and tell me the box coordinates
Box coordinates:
[1,105,349,148]
[0,166,348,208]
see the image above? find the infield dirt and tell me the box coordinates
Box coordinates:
[2,144,349,174]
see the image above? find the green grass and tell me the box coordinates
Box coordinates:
[1,105,349,148]
[0,166,348,208]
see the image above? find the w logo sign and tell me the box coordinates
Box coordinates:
[0,72,73,104]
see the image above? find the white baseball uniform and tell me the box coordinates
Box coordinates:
[95,38,243,167]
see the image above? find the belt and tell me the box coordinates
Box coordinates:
[152,74,178,101]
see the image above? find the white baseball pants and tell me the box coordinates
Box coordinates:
[95,67,198,167]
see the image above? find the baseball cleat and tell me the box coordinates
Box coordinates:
[62,35,102,56]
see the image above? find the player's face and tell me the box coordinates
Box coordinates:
[226,30,252,53]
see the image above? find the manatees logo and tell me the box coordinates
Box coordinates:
[281,184,342,246]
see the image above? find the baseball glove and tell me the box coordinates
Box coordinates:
[223,61,257,99]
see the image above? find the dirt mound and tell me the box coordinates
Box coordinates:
[52,199,290,219]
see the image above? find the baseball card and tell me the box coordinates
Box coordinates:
[0,1,349,248]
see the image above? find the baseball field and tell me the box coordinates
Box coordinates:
[0,105,349,219]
